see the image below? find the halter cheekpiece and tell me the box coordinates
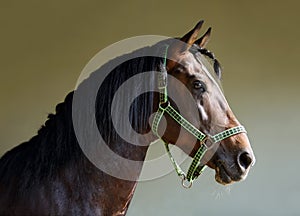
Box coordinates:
[151,45,247,188]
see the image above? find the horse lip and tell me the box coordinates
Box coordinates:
[215,165,232,185]
[215,162,246,185]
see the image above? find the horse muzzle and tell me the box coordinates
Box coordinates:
[208,134,256,185]
[214,152,254,185]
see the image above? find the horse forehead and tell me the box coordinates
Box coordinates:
[177,54,203,75]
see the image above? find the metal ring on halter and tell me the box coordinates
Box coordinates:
[181,176,193,189]
[159,101,170,110]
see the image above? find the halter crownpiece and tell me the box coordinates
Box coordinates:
[151,45,247,188]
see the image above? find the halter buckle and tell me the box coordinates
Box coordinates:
[200,135,213,148]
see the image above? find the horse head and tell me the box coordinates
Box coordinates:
[156,21,255,185]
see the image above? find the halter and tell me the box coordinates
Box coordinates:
[151,45,247,188]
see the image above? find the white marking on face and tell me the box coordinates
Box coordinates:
[198,102,208,121]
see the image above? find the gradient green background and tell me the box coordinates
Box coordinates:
[1,1,299,215]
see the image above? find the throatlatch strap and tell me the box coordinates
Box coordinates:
[163,142,185,177]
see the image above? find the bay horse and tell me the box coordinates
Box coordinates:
[0,21,255,215]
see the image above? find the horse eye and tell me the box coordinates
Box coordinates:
[193,80,206,93]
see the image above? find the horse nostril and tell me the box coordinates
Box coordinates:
[238,152,253,170]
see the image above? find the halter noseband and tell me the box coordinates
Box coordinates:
[151,45,247,188]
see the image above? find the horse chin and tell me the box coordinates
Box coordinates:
[213,164,248,185]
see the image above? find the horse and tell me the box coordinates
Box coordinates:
[0,20,255,215]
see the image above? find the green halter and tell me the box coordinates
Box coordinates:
[151,45,247,188]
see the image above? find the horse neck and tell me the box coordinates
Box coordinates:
[36,91,152,214]
[65,54,160,213]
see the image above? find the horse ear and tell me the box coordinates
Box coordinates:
[180,20,204,46]
[195,27,211,48]
[167,21,204,66]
